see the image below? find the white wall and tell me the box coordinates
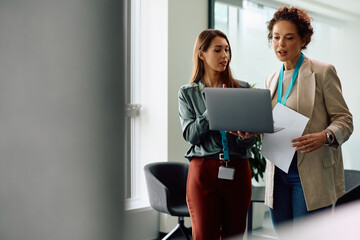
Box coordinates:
[124,208,158,240]
[167,0,208,233]
[0,1,124,240]
[168,1,208,164]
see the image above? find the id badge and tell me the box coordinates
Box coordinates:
[218,166,235,180]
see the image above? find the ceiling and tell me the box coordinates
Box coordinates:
[219,0,360,21]
[303,0,360,16]
[276,0,360,20]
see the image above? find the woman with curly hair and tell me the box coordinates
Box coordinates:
[264,6,353,231]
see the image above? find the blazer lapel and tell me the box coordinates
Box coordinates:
[268,58,315,116]
[297,57,315,119]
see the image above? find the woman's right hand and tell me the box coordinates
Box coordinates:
[223,84,262,139]
[291,131,328,153]
[227,130,261,139]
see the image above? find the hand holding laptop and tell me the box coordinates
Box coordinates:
[204,87,278,133]
[226,130,262,139]
[221,84,263,138]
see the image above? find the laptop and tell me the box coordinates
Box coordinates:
[204,88,281,133]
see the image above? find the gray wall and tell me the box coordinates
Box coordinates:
[0,1,124,239]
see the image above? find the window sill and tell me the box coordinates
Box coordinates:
[125,197,151,211]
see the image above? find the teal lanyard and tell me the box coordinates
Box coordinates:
[220,131,229,160]
[277,53,305,105]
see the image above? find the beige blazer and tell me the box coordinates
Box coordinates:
[264,57,353,211]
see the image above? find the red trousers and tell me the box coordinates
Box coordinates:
[187,157,252,240]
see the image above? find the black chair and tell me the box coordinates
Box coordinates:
[334,184,360,207]
[144,162,192,240]
[344,169,360,192]
[334,169,360,208]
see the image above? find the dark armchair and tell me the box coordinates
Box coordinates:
[144,161,192,240]
[334,169,360,208]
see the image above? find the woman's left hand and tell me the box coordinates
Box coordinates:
[292,132,327,153]
[227,130,261,140]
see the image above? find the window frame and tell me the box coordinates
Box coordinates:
[124,0,168,210]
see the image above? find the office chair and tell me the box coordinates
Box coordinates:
[333,169,360,208]
[334,184,360,208]
[144,162,192,240]
[344,169,360,192]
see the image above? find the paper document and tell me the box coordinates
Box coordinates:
[261,103,309,173]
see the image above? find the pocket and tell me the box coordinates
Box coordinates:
[322,154,335,168]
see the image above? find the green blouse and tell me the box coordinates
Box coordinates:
[178,80,256,160]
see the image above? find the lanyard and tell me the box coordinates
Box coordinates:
[277,53,305,105]
[220,130,229,161]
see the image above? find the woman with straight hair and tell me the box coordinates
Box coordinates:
[178,29,257,240]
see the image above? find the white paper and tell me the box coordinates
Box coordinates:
[261,103,309,173]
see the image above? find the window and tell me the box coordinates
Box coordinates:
[124,0,141,201]
[213,0,278,88]
[124,0,168,210]
[212,0,352,86]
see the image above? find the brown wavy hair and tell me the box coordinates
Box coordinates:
[190,29,239,88]
[267,7,313,50]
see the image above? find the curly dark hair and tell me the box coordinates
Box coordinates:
[267,7,313,50]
